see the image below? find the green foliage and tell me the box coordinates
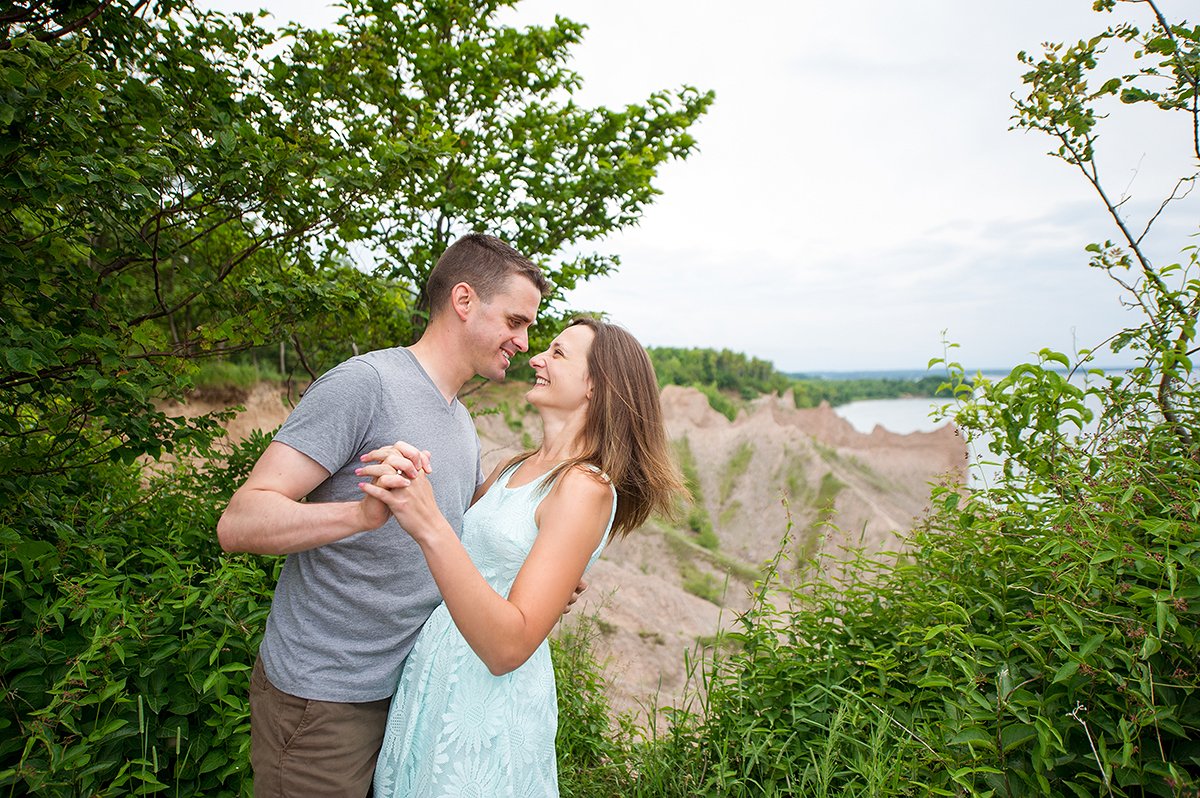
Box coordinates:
[687,507,718,549]
[680,564,725,605]
[0,431,276,795]
[649,347,958,418]
[673,436,717,548]
[0,3,411,489]
[692,382,740,422]
[1,0,711,491]
[553,616,626,797]
[650,347,794,398]
[289,0,714,336]
[191,359,285,392]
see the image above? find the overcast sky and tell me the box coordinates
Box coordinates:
[206,0,1197,372]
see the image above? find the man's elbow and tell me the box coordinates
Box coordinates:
[216,507,242,553]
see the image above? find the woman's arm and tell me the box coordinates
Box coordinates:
[358,465,611,675]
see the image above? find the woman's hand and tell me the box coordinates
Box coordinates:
[356,442,446,542]
[360,440,432,479]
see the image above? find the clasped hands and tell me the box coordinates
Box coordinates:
[355,440,442,541]
[355,440,587,615]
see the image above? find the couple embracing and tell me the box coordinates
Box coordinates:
[218,234,682,796]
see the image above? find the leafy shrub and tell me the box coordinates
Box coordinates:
[653,394,1198,796]
[0,432,276,796]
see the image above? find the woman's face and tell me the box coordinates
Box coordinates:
[525,324,595,412]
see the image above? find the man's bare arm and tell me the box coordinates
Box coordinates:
[217,441,387,555]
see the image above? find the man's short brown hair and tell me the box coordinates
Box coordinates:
[423,234,550,319]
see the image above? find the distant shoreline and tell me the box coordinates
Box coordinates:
[787,365,1136,381]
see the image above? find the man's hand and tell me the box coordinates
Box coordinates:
[562,579,588,615]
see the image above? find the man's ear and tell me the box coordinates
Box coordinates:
[450,282,473,322]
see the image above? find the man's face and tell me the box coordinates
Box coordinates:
[465,274,542,381]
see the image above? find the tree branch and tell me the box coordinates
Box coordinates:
[1136,0,1200,160]
[1136,175,1196,247]
[289,333,318,381]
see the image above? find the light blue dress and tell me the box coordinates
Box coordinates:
[373,464,615,797]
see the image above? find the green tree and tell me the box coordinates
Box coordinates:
[281,0,713,333]
[1,2,405,480]
[0,0,711,482]
[0,1,710,793]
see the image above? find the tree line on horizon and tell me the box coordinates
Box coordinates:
[647,345,955,412]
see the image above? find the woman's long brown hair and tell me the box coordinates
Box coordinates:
[512,317,684,539]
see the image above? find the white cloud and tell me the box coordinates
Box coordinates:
[202,0,1198,370]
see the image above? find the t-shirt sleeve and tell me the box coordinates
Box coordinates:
[273,357,380,476]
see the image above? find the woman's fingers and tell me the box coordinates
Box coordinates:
[360,442,433,477]
[358,449,418,478]
[355,464,413,486]
[386,440,432,473]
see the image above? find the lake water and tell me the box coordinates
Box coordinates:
[833,396,952,435]
[833,371,1110,489]
[833,395,1003,487]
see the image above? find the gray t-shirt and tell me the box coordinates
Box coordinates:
[260,347,482,702]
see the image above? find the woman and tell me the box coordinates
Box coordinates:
[356,317,682,796]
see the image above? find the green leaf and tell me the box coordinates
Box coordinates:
[1000,723,1038,751]
[1052,660,1080,684]
[949,727,996,751]
[1079,632,1107,658]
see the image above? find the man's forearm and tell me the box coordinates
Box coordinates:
[217,489,374,555]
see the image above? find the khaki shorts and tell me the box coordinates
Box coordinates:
[249,657,391,798]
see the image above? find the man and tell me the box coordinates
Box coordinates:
[218,234,550,797]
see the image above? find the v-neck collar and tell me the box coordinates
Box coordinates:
[399,347,461,411]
